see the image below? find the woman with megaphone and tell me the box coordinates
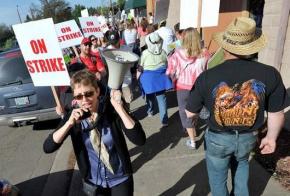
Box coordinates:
[43,70,146,196]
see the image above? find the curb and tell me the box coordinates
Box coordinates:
[41,139,75,196]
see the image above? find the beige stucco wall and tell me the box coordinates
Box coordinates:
[258,0,290,89]
[280,16,290,89]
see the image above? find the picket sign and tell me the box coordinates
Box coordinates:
[180,0,220,29]
[79,16,103,38]
[55,19,84,58]
[55,20,84,49]
[13,18,71,111]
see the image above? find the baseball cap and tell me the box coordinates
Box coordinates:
[81,37,91,45]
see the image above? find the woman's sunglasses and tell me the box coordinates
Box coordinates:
[73,91,95,100]
[91,38,97,42]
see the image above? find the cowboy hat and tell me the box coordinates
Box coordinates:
[212,17,267,55]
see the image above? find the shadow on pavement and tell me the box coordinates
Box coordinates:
[159,159,210,196]
[249,158,272,196]
[32,118,61,131]
[131,89,178,121]
[160,158,273,196]
[130,111,186,172]
[15,170,74,196]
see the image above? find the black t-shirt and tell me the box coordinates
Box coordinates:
[186,59,290,132]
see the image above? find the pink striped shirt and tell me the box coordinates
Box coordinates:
[167,48,209,90]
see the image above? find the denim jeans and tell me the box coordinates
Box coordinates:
[146,91,168,124]
[204,129,257,196]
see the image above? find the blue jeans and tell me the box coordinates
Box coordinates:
[205,129,257,196]
[146,91,168,124]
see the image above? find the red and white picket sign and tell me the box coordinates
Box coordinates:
[13,18,70,87]
[97,16,109,34]
[79,16,103,38]
[55,20,84,49]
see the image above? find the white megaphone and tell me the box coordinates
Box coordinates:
[102,49,139,89]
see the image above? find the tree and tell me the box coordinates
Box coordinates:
[0,24,14,48]
[71,4,86,25]
[28,0,72,23]
[117,0,125,10]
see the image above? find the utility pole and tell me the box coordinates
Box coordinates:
[16,5,22,23]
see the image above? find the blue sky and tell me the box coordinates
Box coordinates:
[0,0,111,26]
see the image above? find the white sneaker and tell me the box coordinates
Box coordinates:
[186,139,196,149]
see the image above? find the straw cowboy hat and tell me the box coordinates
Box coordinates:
[212,17,267,55]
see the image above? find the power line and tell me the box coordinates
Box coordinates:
[16,5,23,23]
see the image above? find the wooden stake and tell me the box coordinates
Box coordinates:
[72,46,79,58]
[197,0,203,43]
[51,86,63,111]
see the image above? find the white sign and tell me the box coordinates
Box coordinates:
[97,16,109,33]
[13,18,70,86]
[81,9,89,17]
[180,0,220,29]
[79,16,103,38]
[154,0,170,24]
[55,20,83,49]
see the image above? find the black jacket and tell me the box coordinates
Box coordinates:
[43,101,146,181]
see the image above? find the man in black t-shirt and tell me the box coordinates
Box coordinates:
[185,17,289,196]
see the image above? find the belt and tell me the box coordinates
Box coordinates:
[208,128,257,135]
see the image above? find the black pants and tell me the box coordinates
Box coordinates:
[95,176,133,196]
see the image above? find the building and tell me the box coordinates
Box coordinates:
[146,0,290,89]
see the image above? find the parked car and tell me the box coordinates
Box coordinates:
[0,48,60,126]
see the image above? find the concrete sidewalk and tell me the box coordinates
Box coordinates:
[48,90,289,196]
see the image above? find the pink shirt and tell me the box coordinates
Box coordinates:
[167,48,209,90]
[137,27,147,37]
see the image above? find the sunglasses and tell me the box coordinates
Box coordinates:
[91,38,97,42]
[84,42,92,47]
[73,91,95,100]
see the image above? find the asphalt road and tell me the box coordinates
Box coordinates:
[0,119,60,196]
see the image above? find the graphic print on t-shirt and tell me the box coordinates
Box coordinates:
[212,79,265,127]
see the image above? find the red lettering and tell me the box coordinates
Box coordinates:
[38,59,48,72]
[57,58,65,71]
[25,58,66,73]
[61,26,71,33]
[26,61,35,73]
[30,39,47,54]
[32,60,40,72]
[49,58,59,71]
[45,59,52,72]
[86,21,94,26]
[58,32,82,42]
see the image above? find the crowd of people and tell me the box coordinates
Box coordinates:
[42,14,289,196]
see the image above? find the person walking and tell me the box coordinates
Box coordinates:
[43,70,146,196]
[167,27,209,149]
[185,17,289,196]
[137,32,172,127]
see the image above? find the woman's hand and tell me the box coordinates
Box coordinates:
[110,89,123,109]
[110,89,135,129]
[67,107,89,127]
